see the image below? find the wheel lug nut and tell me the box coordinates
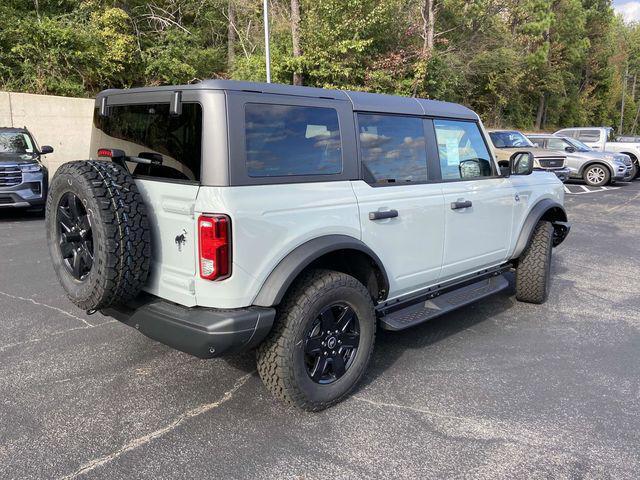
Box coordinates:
[332,350,336,354]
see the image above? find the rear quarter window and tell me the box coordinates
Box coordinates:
[94,103,202,182]
[576,130,601,142]
[244,103,342,177]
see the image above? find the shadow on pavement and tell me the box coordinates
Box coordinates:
[0,208,45,222]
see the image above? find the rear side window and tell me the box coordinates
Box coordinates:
[94,103,202,182]
[576,130,601,142]
[434,120,493,180]
[546,137,567,150]
[357,114,427,185]
[556,129,577,139]
[245,104,342,177]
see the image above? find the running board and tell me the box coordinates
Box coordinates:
[379,275,509,331]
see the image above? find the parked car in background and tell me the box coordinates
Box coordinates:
[487,130,570,182]
[527,134,634,186]
[0,127,53,212]
[555,127,640,179]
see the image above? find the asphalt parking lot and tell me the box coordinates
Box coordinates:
[1,182,639,480]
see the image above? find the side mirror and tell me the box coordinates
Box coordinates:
[39,145,54,155]
[564,146,575,153]
[458,159,481,179]
[509,151,534,176]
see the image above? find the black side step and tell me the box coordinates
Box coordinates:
[379,275,509,331]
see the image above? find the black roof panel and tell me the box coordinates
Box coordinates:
[0,127,29,133]
[97,80,478,119]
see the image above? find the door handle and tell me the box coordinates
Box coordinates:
[451,200,472,210]
[369,209,398,221]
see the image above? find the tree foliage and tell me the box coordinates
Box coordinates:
[1,0,639,131]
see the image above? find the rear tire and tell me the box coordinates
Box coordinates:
[583,164,610,186]
[46,161,151,311]
[256,269,375,411]
[515,221,553,304]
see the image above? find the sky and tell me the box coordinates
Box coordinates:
[614,0,640,23]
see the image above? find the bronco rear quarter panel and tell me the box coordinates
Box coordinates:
[193,183,361,309]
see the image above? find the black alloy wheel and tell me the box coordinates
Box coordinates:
[304,303,361,384]
[57,192,94,280]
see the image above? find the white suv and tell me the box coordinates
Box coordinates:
[45,81,570,410]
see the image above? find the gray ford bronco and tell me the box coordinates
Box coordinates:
[46,80,570,410]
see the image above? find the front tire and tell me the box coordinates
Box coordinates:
[515,221,553,304]
[583,164,610,186]
[257,270,375,411]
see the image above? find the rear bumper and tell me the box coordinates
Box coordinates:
[102,294,276,358]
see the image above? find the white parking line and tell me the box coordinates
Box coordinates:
[564,185,621,195]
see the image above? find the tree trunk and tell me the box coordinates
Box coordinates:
[535,93,545,130]
[423,0,435,55]
[291,0,303,85]
[227,1,236,71]
[413,0,436,97]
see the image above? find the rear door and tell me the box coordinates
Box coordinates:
[434,119,516,281]
[91,98,203,306]
[352,113,445,299]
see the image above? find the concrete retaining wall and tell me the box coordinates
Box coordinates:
[0,91,94,176]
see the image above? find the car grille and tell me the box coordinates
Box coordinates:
[0,165,22,188]
[537,157,565,169]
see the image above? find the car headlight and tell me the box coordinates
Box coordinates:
[19,163,42,173]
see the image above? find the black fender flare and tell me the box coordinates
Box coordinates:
[511,199,568,260]
[253,235,390,307]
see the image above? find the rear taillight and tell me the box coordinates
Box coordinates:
[198,214,231,281]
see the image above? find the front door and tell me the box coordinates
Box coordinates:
[433,119,515,281]
[352,113,445,300]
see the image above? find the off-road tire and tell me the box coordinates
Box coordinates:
[583,163,611,187]
[515,221,553,304]
[256,269,375,411]
[46,160,150,311]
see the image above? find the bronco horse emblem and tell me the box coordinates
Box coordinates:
[175,229,187,252]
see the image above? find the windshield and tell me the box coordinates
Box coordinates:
[488,131,534,148]
[564,137,591,152]
[0,132,35,155]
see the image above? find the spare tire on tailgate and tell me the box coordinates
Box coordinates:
[46,160,151,311]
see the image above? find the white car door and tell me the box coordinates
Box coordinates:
[434,119,516,281]
[352,113,445,300]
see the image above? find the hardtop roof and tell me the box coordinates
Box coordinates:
[96,79,478,120]
[0,127,29,133]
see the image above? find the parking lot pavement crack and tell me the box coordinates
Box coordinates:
[0,290,94,327]
[0,321,117,353]
[57,372,255,480]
